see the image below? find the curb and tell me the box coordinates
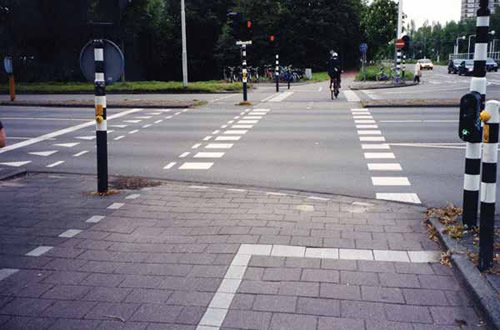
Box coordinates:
[0,102,195,109]
[363,103,459,108]
[0,169,27,181]
[427,217,500,330]
[349,82,418,90]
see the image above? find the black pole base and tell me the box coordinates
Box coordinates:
[96,130,108,193]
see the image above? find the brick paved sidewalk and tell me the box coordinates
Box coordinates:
[0,173,485,329]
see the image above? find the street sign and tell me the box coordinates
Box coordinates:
[236,40,252,46]
[3,56,13,74]
[396,39,405,49]
[360,43,368,53]
[79,39,124,85]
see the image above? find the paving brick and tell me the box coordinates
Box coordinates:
[320,283,361,300]
[15,283,54,298]
[41,300,96,318]
[259,235,292,245]
[222,310,272,329]
[358,260,396,273]
[341,301,386,320]
[97,321,148,330]
[41,284,92,300]
[124,289,172,304]
[279,281,319,297]
[402,288,449,306]
[229,293,255,310]
[130,304,183,323]
[297,297,340,316]
[318,316,364,330]
[444,290,472,306]
[238,280,280,295]
[285,257,321,268]
[355,239,389,250]
[120,275,164,289]
[290,236,323,247]
[248,256,285,268]
[321,259,357,271]
[79,260,120,273]
[431,263,455,276]
[384,304,432,323]
[175,306,205,325]
[393,263,434,275]
[361,286,404,303]
[302,269,339,283]
[2,316,56,330]
[418,275,460,290]
[80,273,125,287]
[379,273,420,288]
[253,295,297,313]
[49,319,102,330]
[188,265,228,278]
[269,312,317,330]
[263,268,301,281]
[365,320,414,330]
[85,302,140,321]
[429,306,480,325]
[341,271,379,286]
[83,287,132,302]
[167,291,213,307]
[243,267,264,280]
[42,271,89,285]
[323,238,356,248]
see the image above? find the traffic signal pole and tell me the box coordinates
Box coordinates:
[462,0,490,228]
[395,0,403,80]
[275,54,279,92]
[242,44,248,101]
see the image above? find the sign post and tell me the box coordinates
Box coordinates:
[4,56,15,102]
[236,41,252,102]
[360,43,368,81]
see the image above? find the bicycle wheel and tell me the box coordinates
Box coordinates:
[334,78,339,99]
[330,79,334,100]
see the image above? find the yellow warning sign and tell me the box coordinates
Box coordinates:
[483,124,490,143]
[96,104,104,117]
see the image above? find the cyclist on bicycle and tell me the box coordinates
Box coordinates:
[327,50,342,89]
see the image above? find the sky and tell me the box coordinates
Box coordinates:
[401,0,462,28]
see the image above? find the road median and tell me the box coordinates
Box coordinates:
[362,98,460,108]
[350,81,418,90]
[0,99,201,109]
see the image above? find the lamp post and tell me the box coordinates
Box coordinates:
[468,35,476,59]
[489,30,496,55]
[181,0,188,87]
[455,35,466,55]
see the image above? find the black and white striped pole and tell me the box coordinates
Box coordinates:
[242,44,248,102]
[462,0,490,228]
[402,55,406,81]
[479,100,500,270]
[396,50,402,81]
[275,54,279,92]
[94,39,108,193]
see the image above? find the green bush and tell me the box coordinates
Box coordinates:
[355,65,414,81]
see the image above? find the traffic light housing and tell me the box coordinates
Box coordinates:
[459,91,482,142]
[402,35,410,52]
[227,13,252,41]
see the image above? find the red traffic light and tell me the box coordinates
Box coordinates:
[247,21,252,28]
[270,35,275,42]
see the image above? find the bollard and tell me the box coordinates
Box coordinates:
[242,44,248,102]
[94,39,108,193]
[396,49,401,82]
[462,0,490,228]
[479,100,500,270]
[275,54,279,93]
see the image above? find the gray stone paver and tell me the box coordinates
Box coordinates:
[0,173,486,329]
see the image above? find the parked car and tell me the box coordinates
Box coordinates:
[486,58,498,72]
[418,59,434,70]
[458,60,474,76]
[448,60,461,74]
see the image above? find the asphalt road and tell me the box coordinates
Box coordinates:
[1,73,499,208]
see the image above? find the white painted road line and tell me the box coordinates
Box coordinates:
[364,152,395,159]
[238,120,258,124]
[114,136,125,141]
[134,116,151,119]
[243,116,262,120]
[179,162,214,170]
[0,161,31,167]
[371,177,411,186]
[343,90,361,102]
[179,152,190,158]
[46,161,65,168]
[126,194,141,200]
[109,125,128,128]
[29,150,58,157]
[212,130,220,135]
[58,229,82,238]
[268,91,294,102]
[124,120,142,123]
[376,193,422,204]
[356,125,378,129]
[54,143,80,148]
[86,215,105,223]
[362,144,390,150]
[75,136,95,141]
[206,144,233,149]
[0,108,144,155]
[26,246,53,257]
[232,125,253,129]
[194,152,225,158]
[143,124,152,128]
[163,162,177,170]
[216,136,241,141]
[357,130,382,135]
[192,144,202,149]
[203,136,212,141]
[0,269,18,281]
[360,136,386,142]
[154,120,163,124]
[129,130,139,134]
[224,130,247,135]
[108,203,125,210]
[379,120,458,123]
[367,163,402,171]
[73,150,89,157]
[355,120,376,124]
[353,115,373,119]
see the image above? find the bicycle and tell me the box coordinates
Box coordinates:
[330,76,339,99]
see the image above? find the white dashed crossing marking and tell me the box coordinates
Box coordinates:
[371,177,411,186]
[54,143,80,148]
[194,152,225,158]
[46,161,64,168]
[0,161,31,167]
[367,163,403,171]
[85,215,105,223]
[58,229,82,238]
[73,150,89,157]
[206,144,233,149]
[179,162,214,170]
[163,162,177,170]
[364,152,396,159]
[216,136,241,141]
[29,151,58,157]
[376,193,421,204]
[26,246,53,257]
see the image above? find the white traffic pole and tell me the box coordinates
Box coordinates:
[181,0,188,87]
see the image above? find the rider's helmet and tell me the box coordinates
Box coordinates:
[330,50,338,58]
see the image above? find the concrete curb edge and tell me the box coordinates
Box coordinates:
[0,169,27,181]
[349,82,419,90]
[427,217,500,330]
[0,102,194,109]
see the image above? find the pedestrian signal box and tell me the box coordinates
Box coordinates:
[459,91,482,142]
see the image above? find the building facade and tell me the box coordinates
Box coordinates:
[462,0,500,20]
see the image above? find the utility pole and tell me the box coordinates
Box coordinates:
[395,0,403,80]
[181,0,188,87]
